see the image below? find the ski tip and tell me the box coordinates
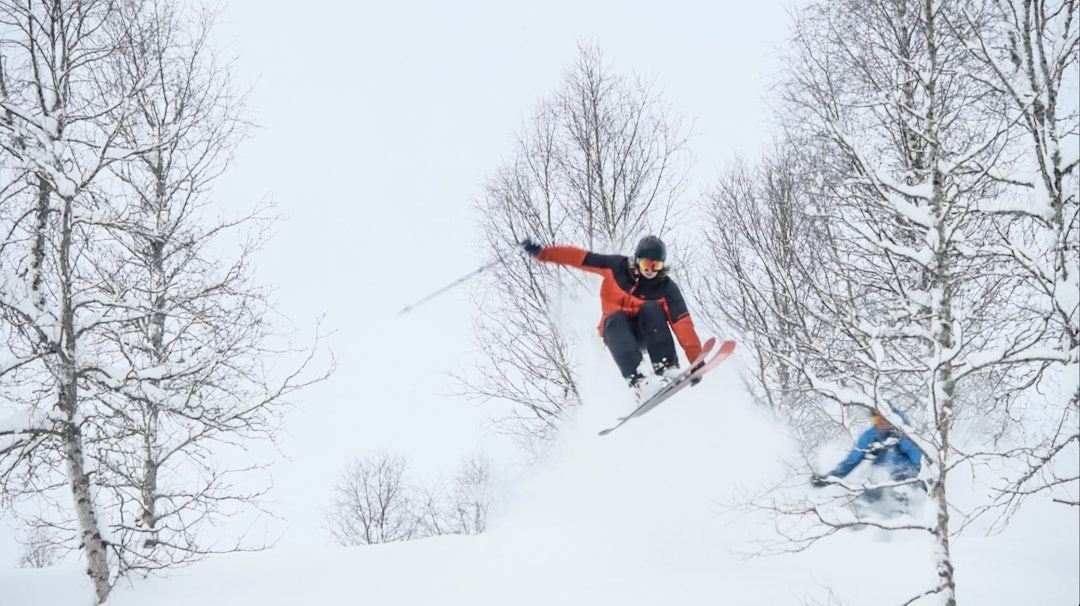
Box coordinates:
[718,340,736,354]
[598,427,614,436]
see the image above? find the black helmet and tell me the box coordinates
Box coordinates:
[634,235,666,262]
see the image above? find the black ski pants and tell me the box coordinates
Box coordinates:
[602,300,678,383]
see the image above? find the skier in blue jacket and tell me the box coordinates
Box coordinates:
[812,410,923,502]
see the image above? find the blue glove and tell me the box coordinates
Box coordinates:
[519,238,542,257]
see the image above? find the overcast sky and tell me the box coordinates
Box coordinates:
[0,1,799,562]
[198,0,803,549]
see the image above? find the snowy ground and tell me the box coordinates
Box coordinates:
[1,313,1077,606]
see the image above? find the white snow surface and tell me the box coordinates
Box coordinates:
[1,295,1076,606]
[3,372,1077,604]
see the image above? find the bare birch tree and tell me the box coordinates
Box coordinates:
[464,42,694,444]
[84,0,330,577]
[16,525,62,568]
[327,451,493,544]
[707,1,1045,604]
[699,3,1077,605]
[418,452,492,537]
[953,0,1079,512]
[0,0,330,599]
[326,451,423,546]
[692,144,847,447]
[0,0,168,599]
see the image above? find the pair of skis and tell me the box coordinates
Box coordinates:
[598,338,737,436]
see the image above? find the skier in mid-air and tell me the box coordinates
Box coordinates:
[519,235,704,402]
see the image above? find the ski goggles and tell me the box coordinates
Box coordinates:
[637,258,664,272]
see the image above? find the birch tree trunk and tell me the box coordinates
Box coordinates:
[721,0,1034,603]
[958,0,1080,509]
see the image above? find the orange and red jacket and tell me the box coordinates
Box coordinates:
[535,245,703,362]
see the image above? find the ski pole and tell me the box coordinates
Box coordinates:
[398,248,517,314]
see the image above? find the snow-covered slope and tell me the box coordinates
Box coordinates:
[2,300,1077,606]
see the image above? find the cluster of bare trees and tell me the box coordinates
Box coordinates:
[0,0,327,601]
[455,2,1073,605]
[463,42,696,447]
[0,0,1065,602]
[967,0,1079,517]
[691,0,1076,604]
[325,451,493,545]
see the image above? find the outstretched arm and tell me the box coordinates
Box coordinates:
[535,245,589,267]
[828,429,876,478]
[535,245,624,277]
[828,448,865,479]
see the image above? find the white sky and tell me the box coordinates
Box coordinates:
[184,0,798,552]
[0,0,801,565]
